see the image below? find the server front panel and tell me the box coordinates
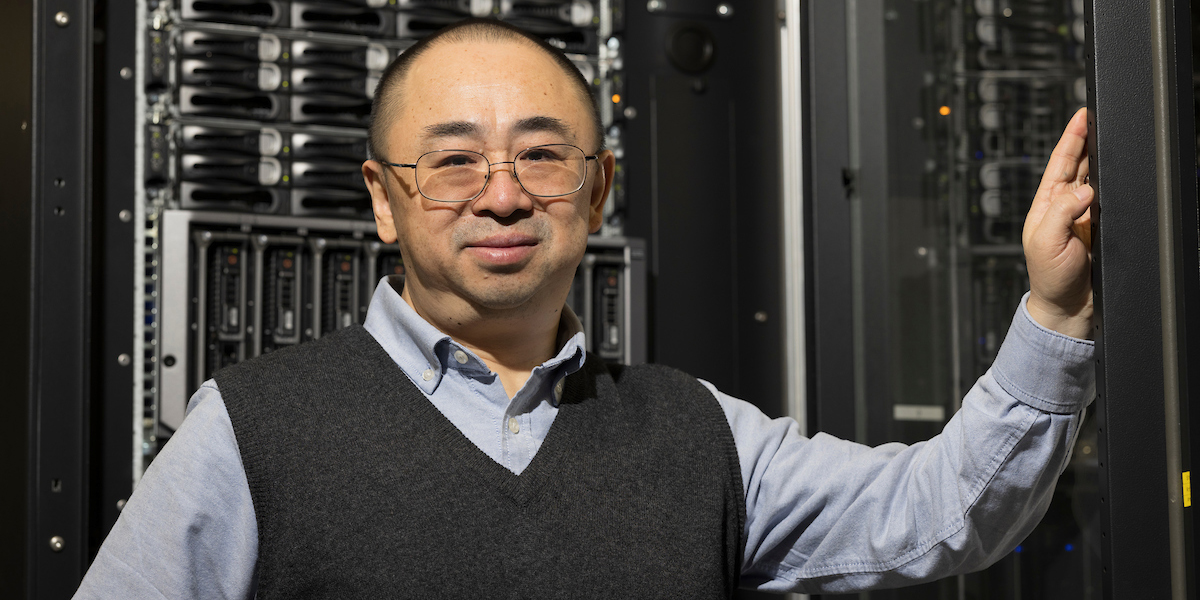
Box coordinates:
[155,211,644,449]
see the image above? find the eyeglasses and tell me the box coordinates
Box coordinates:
[376,144,599,203]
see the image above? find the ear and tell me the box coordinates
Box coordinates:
[363,160,398,244]
[587,150,615,234]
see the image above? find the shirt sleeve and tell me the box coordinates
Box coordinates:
[73,381,259,600]
[711,293,1095,594]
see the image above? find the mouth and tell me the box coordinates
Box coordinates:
[464,234,539,266]
[466,233,539,249]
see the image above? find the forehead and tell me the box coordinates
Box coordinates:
[395,39,591,148]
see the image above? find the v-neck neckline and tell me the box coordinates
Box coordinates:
[349,327,609,508]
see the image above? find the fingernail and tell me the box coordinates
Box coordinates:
[1073,186,1092,201]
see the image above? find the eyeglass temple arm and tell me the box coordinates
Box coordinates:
[375,159,417,168]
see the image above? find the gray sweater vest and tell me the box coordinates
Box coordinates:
[216,325,745,599]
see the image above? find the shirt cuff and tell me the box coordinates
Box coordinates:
[991,292,1095,415]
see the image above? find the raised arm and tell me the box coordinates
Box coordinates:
[719,109,1095,593]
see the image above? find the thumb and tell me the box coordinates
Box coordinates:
[1064,184,1093,221]
[1029,184,1092,278]
[1042,185,1093,242]
[1069,185,1094,250]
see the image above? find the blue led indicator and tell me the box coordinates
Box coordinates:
[1065,543,1074,552]
[975,150,985,160]
[1014,545,1023,553]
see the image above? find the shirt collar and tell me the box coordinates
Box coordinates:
[362,276,587,395]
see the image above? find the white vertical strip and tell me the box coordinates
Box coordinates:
[131,0,147,487]
[780,0,807,438]
[780,3,809,598]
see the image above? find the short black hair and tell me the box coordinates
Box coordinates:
[367,19,604,161]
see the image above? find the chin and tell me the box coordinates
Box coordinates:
[466,289,541,311]
[462,272,568,312]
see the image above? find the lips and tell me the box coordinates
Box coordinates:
[464,233,539,266]
[466,233,539,249]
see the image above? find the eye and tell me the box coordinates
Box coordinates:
[520,146,567,162]
[428,152,481,169]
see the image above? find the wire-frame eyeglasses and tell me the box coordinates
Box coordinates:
[375,144,599,203]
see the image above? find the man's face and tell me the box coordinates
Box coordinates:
[363,40,614,314]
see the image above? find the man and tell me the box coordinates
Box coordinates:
[75,19,1095,598]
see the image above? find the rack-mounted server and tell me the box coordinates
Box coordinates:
[155,211,645,438]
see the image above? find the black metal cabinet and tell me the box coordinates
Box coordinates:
[623,0,785,417]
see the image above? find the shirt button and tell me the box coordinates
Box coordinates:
[554,379,565,401]
[507,417,520,434]
[454,350,468,364]
[422,368,434,381]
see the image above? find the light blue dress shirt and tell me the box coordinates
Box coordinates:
[75,278,1094,597]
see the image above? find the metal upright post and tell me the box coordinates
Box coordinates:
[1085,0,1196,596]
[36,0,94,592]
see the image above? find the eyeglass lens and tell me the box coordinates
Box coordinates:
[414,144,588,202]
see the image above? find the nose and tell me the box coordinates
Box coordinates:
[471,160,534,218]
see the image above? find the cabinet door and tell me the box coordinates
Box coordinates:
[802,0,1197,597]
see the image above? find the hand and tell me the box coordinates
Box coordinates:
[1022,107,1094,340]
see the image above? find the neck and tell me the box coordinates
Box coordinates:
[400,281,563,398]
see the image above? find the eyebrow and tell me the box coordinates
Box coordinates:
[422,121,479,140]
[511,116,576,143]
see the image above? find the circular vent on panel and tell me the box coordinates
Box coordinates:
[666,23,716,74]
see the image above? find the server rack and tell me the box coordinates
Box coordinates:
[805,0,1098,597]
[126,0,642,464]
[803,1,1198,599]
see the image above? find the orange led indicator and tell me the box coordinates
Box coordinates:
[938,105,952,116]
[611,94,621,104]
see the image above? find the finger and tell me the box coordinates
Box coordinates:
[1042,108,1090,186]
[1027,109,1090,229]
